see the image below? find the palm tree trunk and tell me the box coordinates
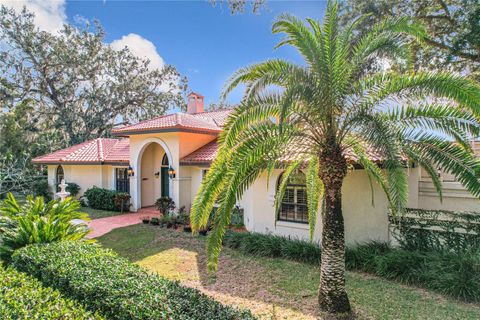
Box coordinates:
[318,150,351,314]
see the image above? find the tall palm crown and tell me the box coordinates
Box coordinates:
[191,1,480,314]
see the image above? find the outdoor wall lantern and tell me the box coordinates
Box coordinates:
[154,171,160,179]
[168,167,176,179]
[127,165,135,177]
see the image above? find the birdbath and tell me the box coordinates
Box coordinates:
[56,179,70,201]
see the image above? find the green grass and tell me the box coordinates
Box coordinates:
[82,207,124,219]
[98,224,480,320]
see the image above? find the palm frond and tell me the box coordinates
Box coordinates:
[306,156,323,240]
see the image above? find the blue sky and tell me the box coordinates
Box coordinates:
[65,1,328,105]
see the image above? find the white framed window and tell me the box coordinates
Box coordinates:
[277,171,308,223]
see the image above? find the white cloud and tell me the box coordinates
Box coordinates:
[0,0,66,33]
[111,33,165,70]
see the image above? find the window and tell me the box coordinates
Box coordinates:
[55,165,64,185]
[161,154,169,166]
[277,171,308,223]
[115,168,130,193]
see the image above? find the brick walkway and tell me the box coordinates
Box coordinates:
[87,207,160,238]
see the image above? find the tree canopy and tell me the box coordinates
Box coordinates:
[0,5,187,146]
[339,0,480,80]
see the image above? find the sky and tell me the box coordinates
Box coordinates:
[1,0,328,106]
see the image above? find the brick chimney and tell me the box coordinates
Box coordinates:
[187,92,204,114]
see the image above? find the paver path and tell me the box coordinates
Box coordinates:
[87,207,159,238]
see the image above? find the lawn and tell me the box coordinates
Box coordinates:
[97,224,480,320]
[82,207,124,219]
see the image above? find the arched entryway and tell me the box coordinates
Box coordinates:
[140,142,170,207]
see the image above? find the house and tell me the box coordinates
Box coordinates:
[32,92,480,245]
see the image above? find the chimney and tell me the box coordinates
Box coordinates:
[187,92,204,114]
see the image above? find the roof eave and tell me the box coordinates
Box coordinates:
[111,127,220,136]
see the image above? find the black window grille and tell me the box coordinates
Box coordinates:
[115,168,130,193]
[277,171,308,223]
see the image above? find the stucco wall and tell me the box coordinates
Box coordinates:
[186,166,413,245]
[47,164,108,197]
[240,169,393,245]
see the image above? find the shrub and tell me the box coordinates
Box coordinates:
[84,187,127,211]
[0,193,90,261]
[230,205,244,227]
[30,178,52,201]
[113,192,131,213]
[223,230,321,265]
[150,217,160,225]
[155,196,175,215]
[176,206,189,226]
[223,230,480,302]
[0,265,102,319]
[66,182,81,197]
[389,208,480,252]
[12,241,256,320]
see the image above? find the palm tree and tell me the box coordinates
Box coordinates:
[190,1,480,315]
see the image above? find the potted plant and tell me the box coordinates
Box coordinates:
[150,217,160,226]
[141,216,150,224]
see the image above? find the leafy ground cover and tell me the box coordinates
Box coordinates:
[98,224,480,319]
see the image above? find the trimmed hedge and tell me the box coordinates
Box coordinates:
[223,230,480,302]
[0,265,102,319]
[12,241,256,320]
[84,186,127,211]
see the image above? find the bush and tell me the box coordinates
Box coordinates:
[223,230,480,302]
[230,205,244,227]
[84,187,127,211]
[0,265,102,319]
[389,208,480,252]
[31,178,52,201]
[12,242,256,320]
[113,192,131,213]
[0,193,90,261]
[66,182,81,197]
[155,196,175,215]
[223,230,321,265]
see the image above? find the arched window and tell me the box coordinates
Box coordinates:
[161,153,169,166]
[55,165,64,185]
[277,171,308,223]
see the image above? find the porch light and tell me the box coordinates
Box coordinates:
[127,165,134,177]
[168,166,176,179]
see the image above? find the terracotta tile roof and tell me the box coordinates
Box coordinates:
[112,110,233,135]
[32,138,129,165]
[180,140,219,165]
[180,140,387,166]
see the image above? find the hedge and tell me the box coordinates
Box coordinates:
[84,187,129,211]
[0,265,102,319]
[12,241,256,320]
[223,230,480,302]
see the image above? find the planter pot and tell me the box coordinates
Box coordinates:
[142,220,150,224]
[183,226,192,233]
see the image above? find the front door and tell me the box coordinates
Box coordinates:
[161,167,169,197]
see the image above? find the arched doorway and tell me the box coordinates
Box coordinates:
[140,143,169,207]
